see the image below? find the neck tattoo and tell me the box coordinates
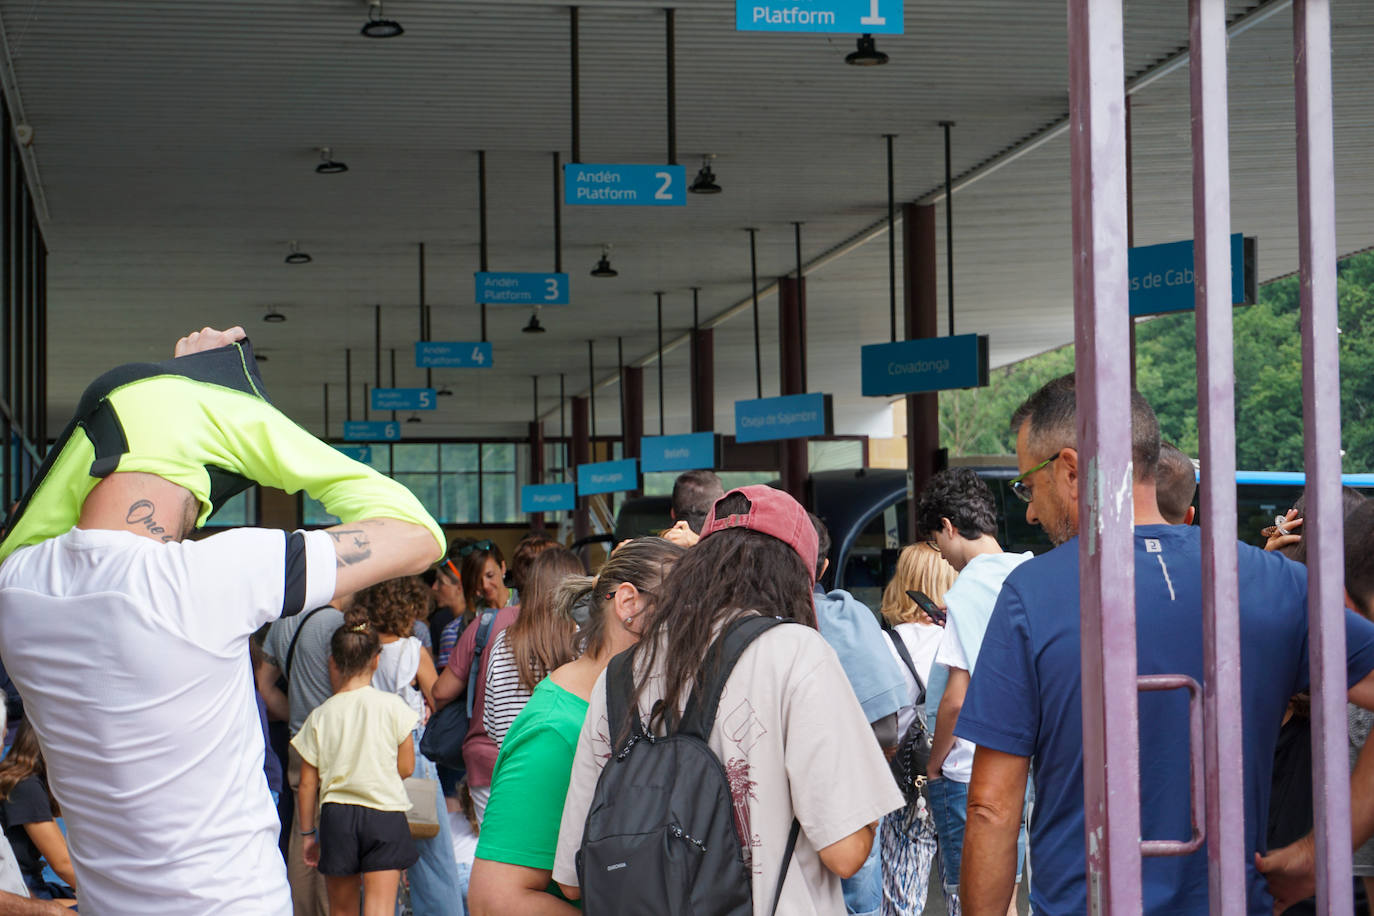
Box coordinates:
[125,499,175,543]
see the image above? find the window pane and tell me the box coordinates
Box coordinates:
[442,443,480,472]
[441,473,480,524]
[206,488,256,527]
[482,443,515,472]
[482,473,518,523]
[809,440,864,472]
[366,445,392,475]
[643,471,676,497]
[393,443,438,472]
[394,473,439,519]
[303,496,340,527]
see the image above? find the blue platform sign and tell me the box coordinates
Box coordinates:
[577,459,639,496]
[371,388,437,412]
[861,333,989,397]
[415,341,492,369]
[737,0,903,34]
[640,432,717,473]
[343,421,401,442]
[336,445,372,463]
[474,272,569,306]
[734,393,833,443]
[564,163,687,206]
[521,483,577,513]
[1128,233,1256,317]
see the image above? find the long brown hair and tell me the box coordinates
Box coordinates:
[557,538,686,658]
[504,547,584,690]
[630,492,815,735]
[0,720,57,814]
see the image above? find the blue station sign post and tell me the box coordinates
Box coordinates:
[564,163,687,206]
[521,483,577,514]
[736,0,903,33]
[640,432,718,473]
[343,421,401,442]
[860,333,989,397]
[370,388,437,412]
[577,459,639,496]
[734,392,833,443]
[336,445,372,463]
[1128,233,1257,316]
[474,272,569,306]
[415,341,492,369]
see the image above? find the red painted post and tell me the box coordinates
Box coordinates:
[1066,0,1143,912]
[1293,1,1352,911]
[1187,0,1248,909]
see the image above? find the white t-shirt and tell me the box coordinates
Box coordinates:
[373,636,425,724]
[554,619,904,916]
[885,621,943,738]
[0,526,335,915]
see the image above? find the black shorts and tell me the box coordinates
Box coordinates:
[317,802,419,876]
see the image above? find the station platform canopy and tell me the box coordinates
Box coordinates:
[6,0,1371,439]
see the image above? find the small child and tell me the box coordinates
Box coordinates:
[292,617,419,916]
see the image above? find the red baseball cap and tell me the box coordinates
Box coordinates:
[699,485,820,584]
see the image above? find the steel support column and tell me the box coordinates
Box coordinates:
[779,277,807,504]
[1293,1,1351,910]
[622,366,644,461]
[1188,0,1246,908]
[902,202,940,544]
[529,420,546,531]
[690,328,715,433]
[1067,1,1143,912]
[571,396,590,543]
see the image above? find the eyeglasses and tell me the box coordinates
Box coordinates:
[1009,454,1059,503]
[454,539,494,558]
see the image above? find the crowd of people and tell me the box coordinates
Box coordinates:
[2,326,1374,915]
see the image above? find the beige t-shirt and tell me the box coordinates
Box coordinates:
[292,685,419,811]
[553,619,904,916]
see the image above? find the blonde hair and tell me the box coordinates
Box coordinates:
[880,542,957,625]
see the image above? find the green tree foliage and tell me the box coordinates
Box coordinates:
[938,250,1374,472]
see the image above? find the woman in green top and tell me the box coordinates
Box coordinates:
[467,537,686,915]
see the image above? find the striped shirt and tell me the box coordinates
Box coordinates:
[482,629,537,750]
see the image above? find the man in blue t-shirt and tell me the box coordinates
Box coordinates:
[955,373,1374,915]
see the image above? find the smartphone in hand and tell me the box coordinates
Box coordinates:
[906,590,947,626]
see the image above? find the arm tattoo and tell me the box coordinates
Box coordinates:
[126,499,175,543]
[329,529,373,568]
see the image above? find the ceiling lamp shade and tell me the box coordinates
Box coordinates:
[436,386,454,397]
[405,415,423,423]
[262,308,287,323]
[689,155,722,194]
[845,34,889,66]
[316,147,348,174]
[361,2,403,38]
[591,245,618,278]
[284,241,312,265]
[522,311,547,334]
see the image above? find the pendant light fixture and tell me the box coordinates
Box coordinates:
[523,310,547,334]
[845,34,888,66]
[689,154,722,194]
[591,244,617,278]
[361,1,403,38]
[262,307,287,324]
[284,241,312,265]
[315,147,348,174]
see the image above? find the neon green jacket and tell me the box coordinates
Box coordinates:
[0,339,445,565]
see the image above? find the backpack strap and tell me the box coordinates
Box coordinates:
[770,818,801,916]
[465,610,499,719]
[604,645,646,755]
[679,614,794,742]
[885,627,925,706]
[282,605,329,685]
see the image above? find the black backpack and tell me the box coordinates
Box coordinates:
[884,627,932,804]
[576,615,801,916]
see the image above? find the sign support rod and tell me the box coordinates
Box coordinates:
[560,373,567,481]
[419,243,432,388]
[553,152,563,272]
[748,227,761,399]
[478,150,489,342]
[795,221,806,392]
[666,8,677,165]
[656,292,665,435]
[322,383,329,439]
[588,340,597,444]
[570,7,580,163]
[345,349,352,422]
[940,121,955,336]
[885,134,897,343]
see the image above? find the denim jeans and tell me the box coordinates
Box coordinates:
[404,730,464,916]
[927,777,1027,895]
[842,821,883,915]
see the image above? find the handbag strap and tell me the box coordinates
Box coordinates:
[770,818,801,916]
[885,627,926,706]
[282,605,328,685]
[465,610,499,719]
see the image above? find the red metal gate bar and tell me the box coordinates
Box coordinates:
[1187,0,1248,910]
[1138,675,1206,858]
[1292,1,1352,911]
[1066,0,1142,912]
